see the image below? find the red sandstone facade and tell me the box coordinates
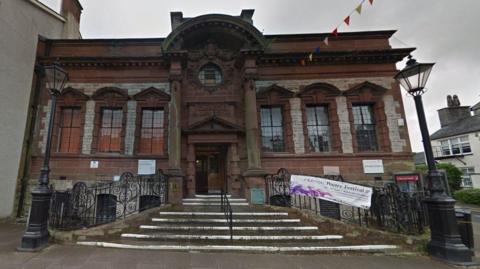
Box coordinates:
[25,10,414,202]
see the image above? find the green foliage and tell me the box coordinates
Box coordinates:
[415,163,463,193]
[454,189,480,205]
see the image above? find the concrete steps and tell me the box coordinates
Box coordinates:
[77,194,398,254]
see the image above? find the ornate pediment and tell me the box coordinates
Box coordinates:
[183,115,244,134]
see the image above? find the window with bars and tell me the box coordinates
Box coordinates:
[58,107,82,153]
[139,108,165,155]
[198,64,222,87]
[306,105,330,152]
[260,107,285,152]
[352,105,378,152]
[440,136,472,156]
[98,108,123,152]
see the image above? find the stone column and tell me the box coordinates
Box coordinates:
[242,77,266,204]
[230,143,241,197]
[186,143,195,197]
[166,62,184,203]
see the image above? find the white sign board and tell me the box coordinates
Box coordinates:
[90,160,99,169]
[323,166,340,176]
[138,160,156,175]
[290,174,373,209]
[362,160,384,174]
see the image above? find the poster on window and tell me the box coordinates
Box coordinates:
[290,174,373,209]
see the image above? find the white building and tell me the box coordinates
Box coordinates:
[0,0,82,219]
[431,96,480,188]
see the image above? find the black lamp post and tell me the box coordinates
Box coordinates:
[19,61,68,251]
[395,55,472,263]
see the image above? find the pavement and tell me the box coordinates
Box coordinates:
[0,222,458,269]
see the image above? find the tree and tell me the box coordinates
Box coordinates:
[415,163,463,193]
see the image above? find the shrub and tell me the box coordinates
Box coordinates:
[454,189,480,205]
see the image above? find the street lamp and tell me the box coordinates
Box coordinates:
[395,55,472,263]
[19,61,68,251]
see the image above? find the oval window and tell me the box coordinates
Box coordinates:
[198,64,222,87]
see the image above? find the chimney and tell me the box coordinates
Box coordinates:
[170,12,184,30]
[61,0,83,24]
[240,9,255,25]
[472,101,480,116]
[438,95,472,127]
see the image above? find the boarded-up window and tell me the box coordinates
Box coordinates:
[58,107,82,153]
[139,108,165,154]
[99,108,123,152]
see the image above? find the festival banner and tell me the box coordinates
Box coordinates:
[290,174,373,209]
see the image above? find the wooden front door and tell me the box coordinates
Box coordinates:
[195,145,226,194]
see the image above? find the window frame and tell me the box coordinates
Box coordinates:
[305,105,331,152]
[439,135,472,157]
[352,104,379,152]
[260,106,286,152]
[138,108,166,155]
[98,107,124,153]
[57,106,83,153]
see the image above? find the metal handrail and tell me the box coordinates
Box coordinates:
[220,187,233,241]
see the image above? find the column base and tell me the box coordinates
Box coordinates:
[18,185,52,252]
[425,197,473,263]
[243,169,267,204]
[167,176,184,205]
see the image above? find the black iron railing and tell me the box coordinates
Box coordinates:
[220,187,233,241]
[265,168,428,234]
[49,170,168,230]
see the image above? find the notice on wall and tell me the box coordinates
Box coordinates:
[138,160,156,175]
[90,160,99,169]
[290,174,373,209]
[323,166,340,176]
[362,160,384,174]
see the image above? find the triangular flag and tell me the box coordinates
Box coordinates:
[315,47,321,53]
[323,37,329,46]
[355,3,362,14]
[332,28,338,37]
[368,0,374,5]
[344,16,350,26]
[300,59,306,66]
[308,53,313,61]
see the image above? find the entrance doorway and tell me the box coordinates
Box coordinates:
[195,145,227,194]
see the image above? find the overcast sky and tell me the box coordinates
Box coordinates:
[42,0,480,152]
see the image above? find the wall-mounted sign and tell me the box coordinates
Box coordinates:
[323,166,340,176]
[138,160,156,175]
[113,175,120,182]
[394,174,420,182]
[362,160,384,174]
[90,160,99,169]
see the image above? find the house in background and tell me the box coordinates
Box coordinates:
[431,96,480,188]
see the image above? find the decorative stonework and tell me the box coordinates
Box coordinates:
[383,95,406,153]
[124,101,137,155]
[335,96,353,153]
[289,98,305,154]
[81,100,95,154]
[65,83,170,96]
[255,77,394,93]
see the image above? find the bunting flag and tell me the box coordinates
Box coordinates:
[332,28,338,37]
[355,3,363,14]
[323,37,329,46]
[300,0,376,66]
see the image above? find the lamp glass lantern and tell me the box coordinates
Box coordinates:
[43,62,68,94]
[394,56,434,95]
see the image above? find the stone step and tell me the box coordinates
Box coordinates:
[182,202,249,206]
[139,225,318,231]
[77,241,398,253]
[121,233,343,241]
[194,194,231,198]
[151,218,301,223]
[182,198,247,202]
[158,211,289,217]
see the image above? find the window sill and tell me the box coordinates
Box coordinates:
[434,153,473,159]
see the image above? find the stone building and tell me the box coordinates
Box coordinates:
[23,10,414,204]
[0,0,82,218]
